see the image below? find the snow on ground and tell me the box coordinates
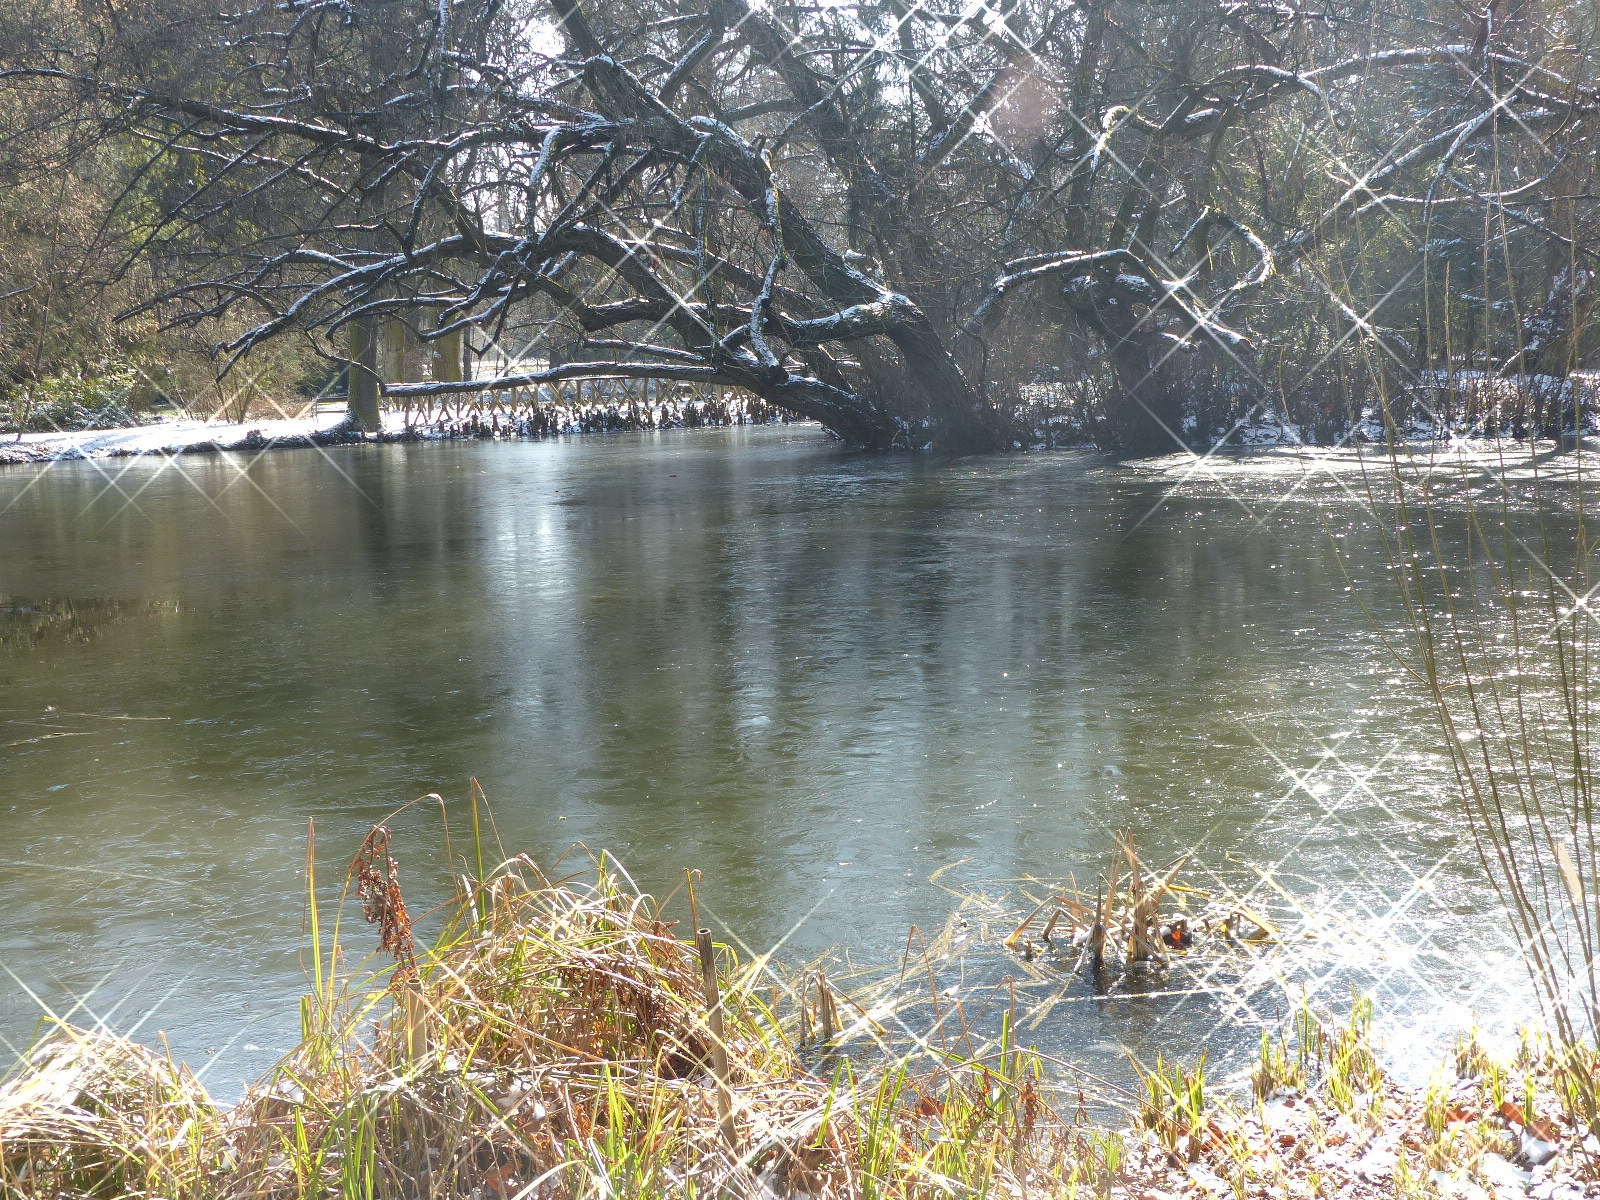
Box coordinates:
[0,407,401,464]
[8,368,1600,465]
[2,387,786,465]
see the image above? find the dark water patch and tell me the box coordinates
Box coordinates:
[0,597,178,650]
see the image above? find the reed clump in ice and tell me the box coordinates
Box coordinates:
[991,830,1280,975]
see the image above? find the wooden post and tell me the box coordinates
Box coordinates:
[400,983,428,1065]
[694,928,737,1150]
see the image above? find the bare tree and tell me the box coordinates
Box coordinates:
[2,0,1595,451]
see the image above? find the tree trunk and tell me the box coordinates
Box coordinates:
[766,345,1019,452]
[431,326,464,384]
[1100,324,1185,457]
[346,315,382,431]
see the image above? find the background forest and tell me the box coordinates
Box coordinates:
[0,0,1596,451]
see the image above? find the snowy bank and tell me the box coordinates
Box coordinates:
[0,409,374,465]
[0,391,787,466]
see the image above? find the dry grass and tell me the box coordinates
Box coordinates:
[0,1030,221,1198]
[0,818,1119,1200]
[10,808,1594,1198]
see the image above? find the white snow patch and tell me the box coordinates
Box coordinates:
[1,408,389,463]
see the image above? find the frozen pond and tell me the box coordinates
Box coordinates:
[0,425,1545,1097]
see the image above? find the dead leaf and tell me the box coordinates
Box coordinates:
[483,1166,519,1198]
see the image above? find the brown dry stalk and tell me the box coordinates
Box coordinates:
[349,823,418,984]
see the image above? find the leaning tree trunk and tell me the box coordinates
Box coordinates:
[1095,307,1185,457]
[761,342,1021,452]
[897,339,1021,454]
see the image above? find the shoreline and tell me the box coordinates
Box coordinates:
[0,392,793,466]
[1,412,793,470]
[7,404,1599,468]
[0,840,1589,1200]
